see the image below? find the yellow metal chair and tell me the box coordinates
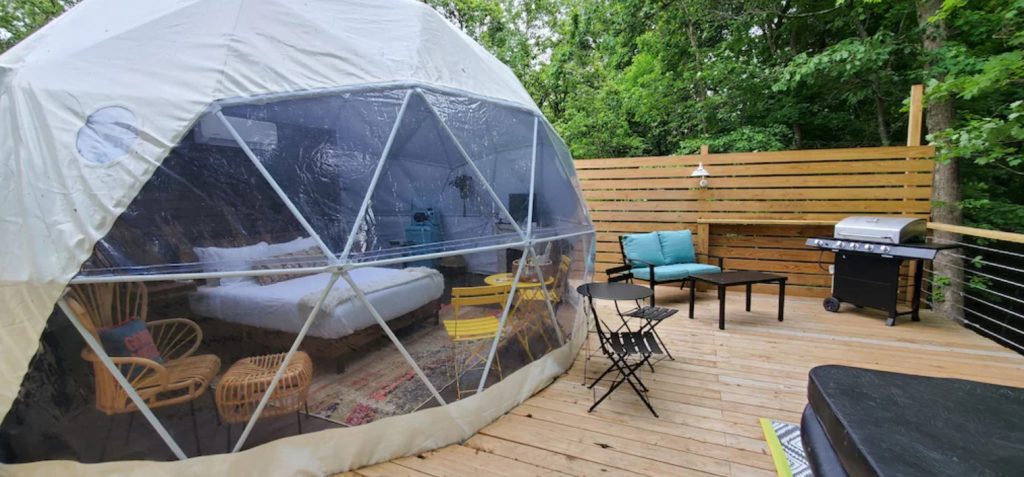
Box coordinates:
[513,255,572,359]
[517,255,572,304]
[443,284,510,399]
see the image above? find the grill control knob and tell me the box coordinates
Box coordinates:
[814,239,823,246]
[864,244,874,252]
[880,245,891,254]
[836,241,845,248]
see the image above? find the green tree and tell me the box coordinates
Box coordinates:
[925,0,1024,232]
[0,0,75,52]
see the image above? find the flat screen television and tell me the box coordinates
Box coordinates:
[508,193,533,224]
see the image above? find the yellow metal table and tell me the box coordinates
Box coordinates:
[483,273,554,288]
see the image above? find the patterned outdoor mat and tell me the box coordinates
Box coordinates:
[306,324,455,427]
[759,418,811,477]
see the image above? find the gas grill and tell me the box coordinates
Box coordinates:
[805,217,956,326]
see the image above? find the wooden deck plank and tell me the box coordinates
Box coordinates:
[393,445,567,477]
[350,462,435,477]
[509,404,774,470]
[464,434,629,476]
[481,414,717,476]
[347,291,1024,477]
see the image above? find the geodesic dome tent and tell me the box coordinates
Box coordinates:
[0,0,595,474]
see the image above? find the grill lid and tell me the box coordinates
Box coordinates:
[834,216,926,244]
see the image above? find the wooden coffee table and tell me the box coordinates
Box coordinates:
[689,271,787,330]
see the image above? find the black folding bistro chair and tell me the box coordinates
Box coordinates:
[605,265,679,366]
[578,283,664,418]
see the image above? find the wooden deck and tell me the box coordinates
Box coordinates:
[345,286,1024,476]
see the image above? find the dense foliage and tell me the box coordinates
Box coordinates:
[2,0,1021,230]
[423,0,1024,232]
[0,0,74,51]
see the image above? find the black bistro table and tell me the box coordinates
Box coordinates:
[689,271,787,330]
[577,282,666,417]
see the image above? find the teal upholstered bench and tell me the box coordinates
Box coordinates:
[606,230,723,305]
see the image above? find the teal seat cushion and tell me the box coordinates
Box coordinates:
[631,263,720,282]
[622,232,666,266]
[658,230,696,264]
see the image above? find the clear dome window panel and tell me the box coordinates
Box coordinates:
[167,266,448,440]
[303,338,445,427]
[356,248,507,402]
[535,232,594,345]
[531,124,592,233]
[218,89,409,255]
[421,90,537,229]
[543,121,583,183]
[1,303,206,462]
[347,92,524,262]
[78,119,328,279]
[489,238,588,374]
[531,224,599,241]
[428,246,561,398]
[244,268,448,429]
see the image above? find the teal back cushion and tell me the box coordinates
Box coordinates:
[622,232,666,266]
[659,230,697,264]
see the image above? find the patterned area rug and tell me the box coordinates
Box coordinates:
[306,324,457,427]
[760,418,811,477]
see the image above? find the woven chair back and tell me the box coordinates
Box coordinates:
[66,282,149,337]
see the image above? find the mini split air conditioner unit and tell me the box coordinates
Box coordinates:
[195,114,278,149]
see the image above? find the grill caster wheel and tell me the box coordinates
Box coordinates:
[823,297,841,313]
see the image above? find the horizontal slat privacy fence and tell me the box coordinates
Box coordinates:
[577,145,935,298]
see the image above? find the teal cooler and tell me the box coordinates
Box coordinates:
[404,209,442,267]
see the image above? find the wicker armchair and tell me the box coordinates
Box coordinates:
[67,283,220,418]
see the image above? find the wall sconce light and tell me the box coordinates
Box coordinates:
[691,162,710,188]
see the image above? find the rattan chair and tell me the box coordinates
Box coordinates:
[443,284,509,399]
[215,351,313,450]
[67,282,221,453]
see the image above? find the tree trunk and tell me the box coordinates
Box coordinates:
[855,17,891,145]
[681,1,708,135]
[918,0,963,321]
[685,20,706,103]
[871,82,892,146]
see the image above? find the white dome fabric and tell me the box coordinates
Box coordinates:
[0,1,594,474]
[0,0,536,414]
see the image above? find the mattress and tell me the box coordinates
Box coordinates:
[806,364,1024,477]
[189,267,444,339]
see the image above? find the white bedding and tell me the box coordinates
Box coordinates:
[189,267,444,339]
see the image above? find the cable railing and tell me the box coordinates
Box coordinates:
[924,223,1024,354]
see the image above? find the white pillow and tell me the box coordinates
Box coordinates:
[193,242,271,284]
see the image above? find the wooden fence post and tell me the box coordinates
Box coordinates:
[697,145,711,290]
[906,84,924,303]
[696,223,710,259]
[907,85,924,147]
[697,144,710,225]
